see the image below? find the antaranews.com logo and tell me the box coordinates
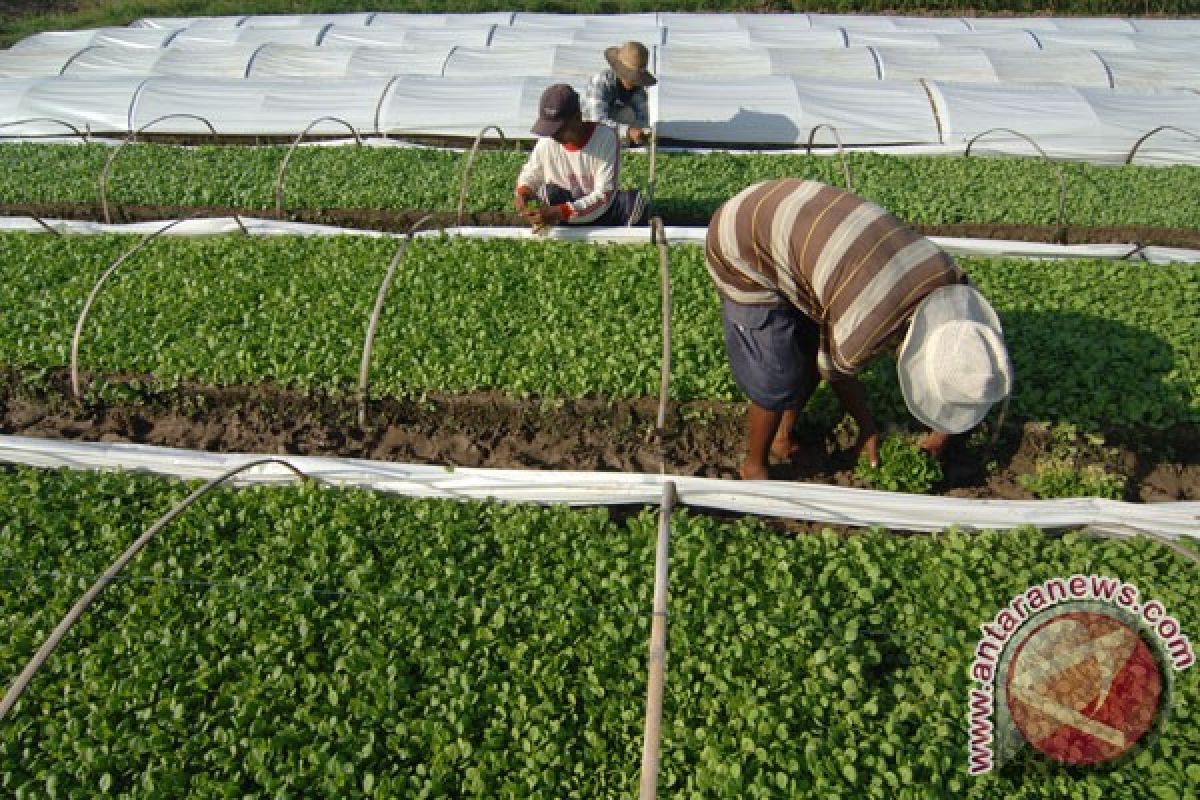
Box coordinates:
[967,574,1194,775]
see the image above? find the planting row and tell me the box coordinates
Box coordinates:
[3,143,1200,230]
[0,233,1195,429]
[1,466,1196,797]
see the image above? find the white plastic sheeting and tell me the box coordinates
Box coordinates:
[1102,51,1200,91]
[131,77,388,136]
[0,77,141,134]
[27,43,1200,93]
[7,16,1200,93]
[926,81,1200,164]
[983,49,1112,88]
[5,216,1198,266]
[656,46,879,80]
[377,75,554,138]
[0,48,81,78]
[1,72,1197,165]
[657,76,939,145]
[2,437,1195,538]
[321,25,493,47]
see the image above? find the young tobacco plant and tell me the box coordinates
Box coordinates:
[854,436,944,493]
[1,468,1197,798]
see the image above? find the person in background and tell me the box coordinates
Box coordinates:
[706,179,1013,480]
[515,83,647,228]
[582,40,656,146]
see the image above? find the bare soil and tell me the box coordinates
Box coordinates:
[2,369,1195,503]
[6,202,1200,249]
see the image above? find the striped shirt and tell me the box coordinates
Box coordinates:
[515,122,619,224]
[706,179,964,379]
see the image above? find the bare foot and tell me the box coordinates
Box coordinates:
[739,458,770,481]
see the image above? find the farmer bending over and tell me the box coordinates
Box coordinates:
[515,84,647,229]
[707,179,1013,481]
[582,40,655,146]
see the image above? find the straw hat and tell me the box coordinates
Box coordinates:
[896,285,1012,434]
[605,41,657,88]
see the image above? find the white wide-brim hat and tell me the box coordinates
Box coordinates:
[897,284,1013,434]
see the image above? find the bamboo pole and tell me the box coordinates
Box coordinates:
[638,479,676,800]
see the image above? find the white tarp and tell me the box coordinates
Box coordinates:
[246,44,358,78]
[133,16,244,30]
[322,25,494,47]
[0,77,141,134]
[658,76,938,145]
[1,73,1197,163]
[1101,51,1200,91]
[347,46,452,78]
[377,75,554,137]
[926,80,1200,164]
[876,47,998,83]
[982,49,1112,88]
[132,77,388,135]
[168,26,325,48]
[24,43,1200,92]
[933,31,1041,49]
[239,13,372,28]
[1083,87,1200,165]
[3,437,1195,538]
[152,44,262,78]
[1130,19,1200,35]
[0,48,80,78]
[657,46,879,81]
[738,28,847,47]
[368,13,516,28]
[9,30,112,51]
[444,47,565,79]
[5,217,1199,267]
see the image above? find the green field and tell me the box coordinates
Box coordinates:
[1,467,1196,797]
[3,144,1199,231]
[1,233,1195,429]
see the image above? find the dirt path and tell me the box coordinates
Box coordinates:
[3,371,1196,503]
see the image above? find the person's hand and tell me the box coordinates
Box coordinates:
[627,127,646,146]
[521,204,561,227]
[855,429,880,469]
[514,193,529,214]
[918,431,951,460]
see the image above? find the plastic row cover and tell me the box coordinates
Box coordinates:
[5,215,1198,265]
[13,24,1196,52]
[1,75,1197,162]
[4,44,1199,92]
[126,12,1200,35]
[2,436,1196,538]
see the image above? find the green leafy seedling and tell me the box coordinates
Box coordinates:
[855,436,943,494]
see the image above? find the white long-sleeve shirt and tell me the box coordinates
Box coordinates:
[514,123,620,224]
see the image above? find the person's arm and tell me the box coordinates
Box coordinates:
[819,346,880,467]
[829,376,879,468]
[514,141,546,214]
[631,86,650,131]
[559,127,617,224]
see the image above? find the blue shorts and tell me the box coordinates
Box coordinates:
[721,297,819,412]
[541,184,648,226]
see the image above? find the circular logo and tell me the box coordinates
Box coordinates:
[1004,610,1165,766]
